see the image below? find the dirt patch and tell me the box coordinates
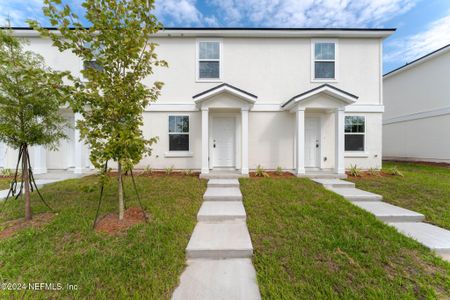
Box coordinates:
[95,207,149,235]
[0,213,55,239]
[249,171,295,178]
[384,159,450,168]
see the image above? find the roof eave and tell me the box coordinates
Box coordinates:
[282,85,358,110]
[384,43,450,79]
[6,27,396,39]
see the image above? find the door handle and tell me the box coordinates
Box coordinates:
[213,144,216,148]
[316,144,319,148]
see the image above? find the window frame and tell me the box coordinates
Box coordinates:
[311,39,338,82]
[196,39,223,82]
[168,114,190,153]
[80,59,103,82]
[344,115,366,152]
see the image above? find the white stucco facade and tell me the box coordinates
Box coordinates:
[383,45,450,163]
[0,28,392,175]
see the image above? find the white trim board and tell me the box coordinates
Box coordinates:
[383,106,450,125]
[147,103,384,113]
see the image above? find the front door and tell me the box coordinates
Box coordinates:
[305,117,320,168]
[212,117,235,168]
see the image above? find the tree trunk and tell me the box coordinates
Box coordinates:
[23,145,32,221]
[118,161,124,220]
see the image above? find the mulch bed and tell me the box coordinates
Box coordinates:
[0,212,55,239]
[347,171,394,179]
[249,171,295,178]
[89,171,201,178]
[94,207,149,235]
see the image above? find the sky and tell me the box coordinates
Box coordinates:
[0,0,450,73]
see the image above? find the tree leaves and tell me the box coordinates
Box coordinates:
[0,28,70,150]
[29,0,166,169]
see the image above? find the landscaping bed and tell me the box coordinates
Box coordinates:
[0,175,206,298]
[348,161,450,230]
[240,177,450,299]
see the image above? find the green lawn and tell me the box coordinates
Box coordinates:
[0,175,206,299]
[0,178,12,190]
[348,161,450,230]
[241,178,450,299]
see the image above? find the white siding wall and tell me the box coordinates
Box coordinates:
[0,33,384,171]
[383,49,450,162]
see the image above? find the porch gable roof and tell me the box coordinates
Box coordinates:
[282,84,358,110]
[193,83,257,105]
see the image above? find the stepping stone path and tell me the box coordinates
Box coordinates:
[172,178,261,300]
[313,178,450,262]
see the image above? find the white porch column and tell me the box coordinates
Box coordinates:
[296,107,305,175]
[241,108,249,175]
[335,108,345,174]
[74,113,84,174]
[33,146,47,174]
[201,107,209,174]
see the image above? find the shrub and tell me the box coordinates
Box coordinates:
[367,168,380,176]
[143,165,153,175]
[275,166,283,175]
[255,165,269,178]
[0,168,12,177]
[384,166,404,177]
[348,164,361,177]
[165,166,174,175]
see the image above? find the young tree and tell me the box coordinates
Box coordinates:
[30,0,166,220]
[0,28,70,221]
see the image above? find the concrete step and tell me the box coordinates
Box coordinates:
[203,187,242,201]
[200,172,246,179]
[208,179,240,188]
[198,201,246,222]
[352,201,425,222]
[186,221,253,259]
[312,178,355,188]
[388,222,450,260]
[172,258,261,300]
[329,187,382,202]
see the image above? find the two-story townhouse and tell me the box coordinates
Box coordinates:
[1,28,394,177]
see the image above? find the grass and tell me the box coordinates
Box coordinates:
[0,178,12,190]
[348,161,450,230]
[0,175,206,299]
[240,177,450,299]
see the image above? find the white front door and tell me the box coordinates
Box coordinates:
[305,117,320,168]
[212,117,235,168]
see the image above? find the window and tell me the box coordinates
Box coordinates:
[345,116,365,151]
[198,41,221,80]
[83,61,103,72]
[313,41,336,80]
[169,116,189,151]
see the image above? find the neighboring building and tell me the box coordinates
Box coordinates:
[383,44,450,164]
[1,27,394,176]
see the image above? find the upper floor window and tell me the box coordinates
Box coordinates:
[197,40,221,81]
[345,116,365,151]
[312,40,337,80]
[83,61,103,72]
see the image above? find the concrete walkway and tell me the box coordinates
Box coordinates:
[313,178,450,262]
[0,171,91,200]
[172,177,261,300]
